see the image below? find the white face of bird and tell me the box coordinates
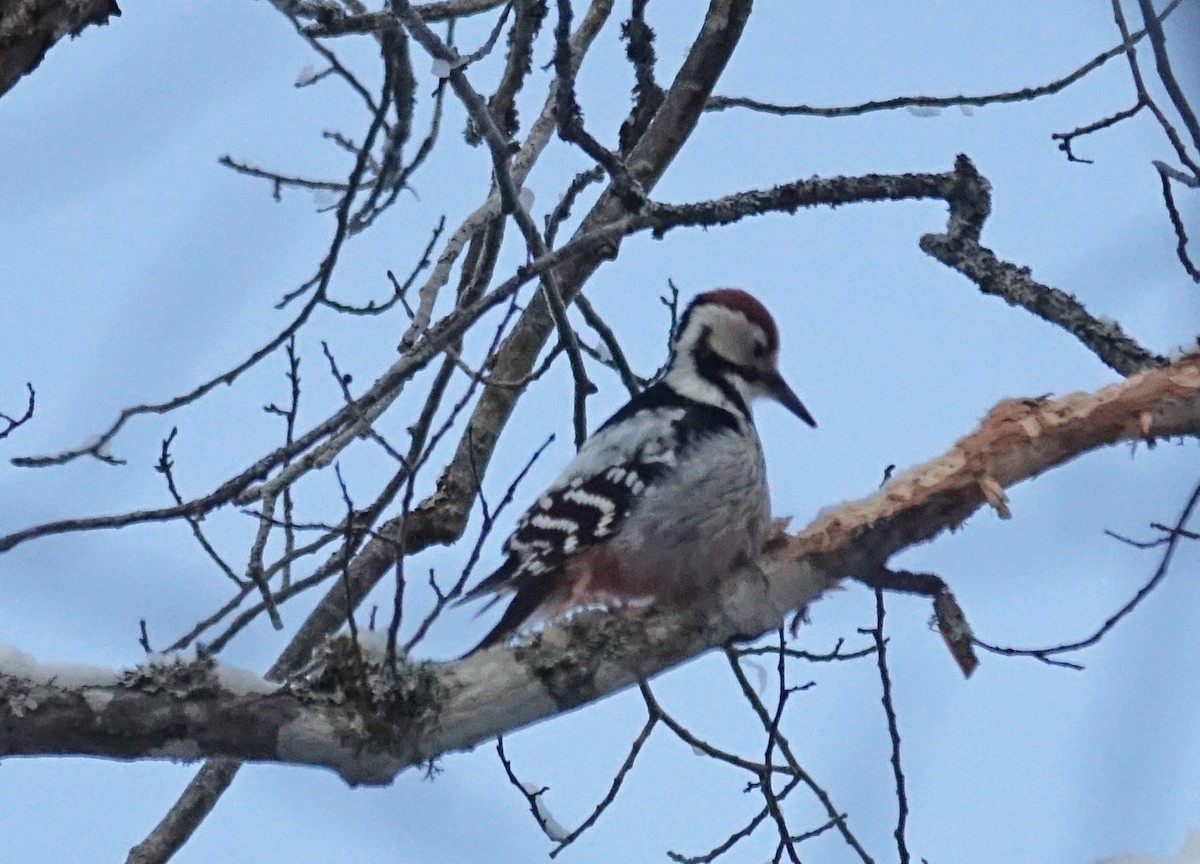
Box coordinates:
[669,290,816,427]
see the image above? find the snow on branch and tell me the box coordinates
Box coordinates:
[3,355,1199,783]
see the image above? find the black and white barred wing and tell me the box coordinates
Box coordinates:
[461,392,691,602]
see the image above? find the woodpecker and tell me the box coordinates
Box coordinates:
[461,288,815,654]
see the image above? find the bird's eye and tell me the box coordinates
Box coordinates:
[752,342,768,358]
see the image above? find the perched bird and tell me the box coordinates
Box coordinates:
[461,288,815,654]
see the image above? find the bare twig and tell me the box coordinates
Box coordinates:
[1108,1,1192,174]
[218,156,349,199]
[154,429,243,587]
[640,681,793,776]
[869,590,910,864]
[549,710,658,856]
[667,790,794,864]
[1052,100,1144,163]
[574,293,644,396]
[12,287,324,469]
[496,736,565,841]
[349,27,416,229]
[706,0,1186,119]
[334,464,363,646]
[1156,165,1200,282]
[264,337,302,588]
[282,5,382,114]
[243,493,287,631]
[0,383,35,440]
[762,629,801,864]
[725,649,874,863]
[733,637,877,664]
[1132,0,1200,157]
[544,166,604,248]
[975,475,1200,668]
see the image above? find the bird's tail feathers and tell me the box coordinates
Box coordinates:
[459,571,555,658]
[455,557,518,608]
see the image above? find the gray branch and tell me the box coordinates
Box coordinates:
[7,355,1200,780]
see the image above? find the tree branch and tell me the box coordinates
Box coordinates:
[0,0,121,98]
[6,354,1200,778]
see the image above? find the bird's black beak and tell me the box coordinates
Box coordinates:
[765,371,816,427]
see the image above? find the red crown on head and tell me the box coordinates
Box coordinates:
[691,288,779,353]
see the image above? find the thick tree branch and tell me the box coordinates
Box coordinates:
[918,157,1167,376]
[0,0,121,98]
[6,355,1200,779]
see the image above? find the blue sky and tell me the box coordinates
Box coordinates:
[2,2,1199,863]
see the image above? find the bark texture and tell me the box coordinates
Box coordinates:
[0,0,120,97]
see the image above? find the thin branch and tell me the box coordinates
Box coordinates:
[154,429,244,587]
[218,156,349,199]
[918,156,1168,377]
[1133,0,1200,156]
[1052,100,1144,163]
[321,341,410,463]
[1109,0,1200,175]
[496,736,566,841]
[349,27,416,228]
[574,293,644,396]
[706,0,1186,119]
[733,637,877,664]
[552,0,644,210]
[1156,165,1200,282]
[0,383,35,440]
[270,337,302,588]
[870,590,910,864]
[617,0,664,153]
[549,710,658,856]
[640,680,794,777]
[975,475,1200,668]
[668,791,791,864]
[334,464,363,646]
[12,288,324,469]
[282,4,381,114]
[278,40,398,309]
[761,629,801,864]
[544,165,605,248]
[242,492,287,630]
[725,650,874,864]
